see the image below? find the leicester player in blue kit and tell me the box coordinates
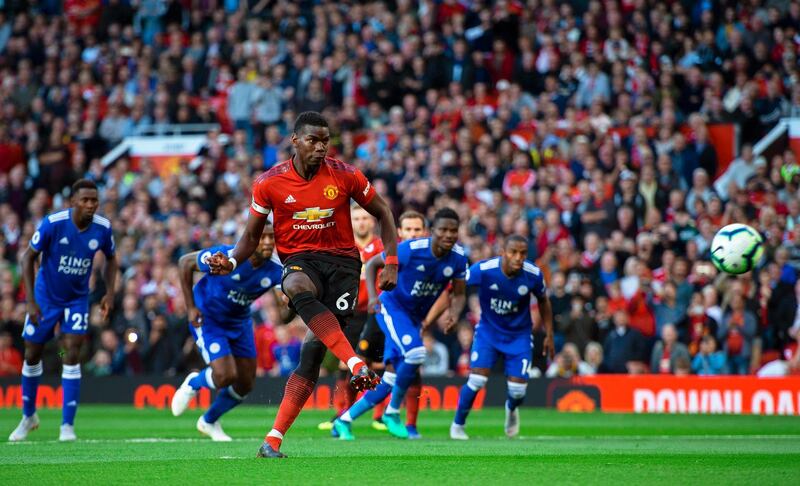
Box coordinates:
[9,179,118,442]
[450,235,554,440]
[171,222,290,441]
[333,208,468,440]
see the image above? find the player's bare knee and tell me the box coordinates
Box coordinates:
[404,346,426,365]
[24,346,43,365]
[507,381,527,399]
[467,374,489,392]
[283,273,317,299]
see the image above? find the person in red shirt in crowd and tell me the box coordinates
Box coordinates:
[208,111,398,458]
[0,331,23,377]
[65,0,101,31]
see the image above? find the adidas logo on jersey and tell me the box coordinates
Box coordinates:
[59,237,70,245]
[490,283,499,290]
[416,265,426,271]
[231,274,241,281]
[284,195,296,203]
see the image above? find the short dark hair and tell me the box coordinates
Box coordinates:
[294,111,328,134]
[432,207,459,226]
[398,210,426,228]
[505,235,529,247]
[71,179,98,196]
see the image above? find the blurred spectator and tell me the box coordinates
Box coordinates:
[584,342,603,375]
[692,335,728,376]
[557,295,596,354]
[0,330,22,377]
[603,311,646,374]
[718,294,758,375]
[546,343,593,378]
[421,332,449,377]
[650,324,690,374]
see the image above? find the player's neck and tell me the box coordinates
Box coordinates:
[292,156,320,180]
[431,243,448,258]
[70,210,90,231]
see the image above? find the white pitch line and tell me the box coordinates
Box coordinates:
[6,435,800,446]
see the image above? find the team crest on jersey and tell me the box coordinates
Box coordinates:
[323,184,339,200]
[261,277,272,288]
[32,231,40,245]
[88,239,99,250]
[518,285,529,295]
[443,266,453,277]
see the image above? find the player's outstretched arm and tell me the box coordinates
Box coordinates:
[364,253,385,313]
[20,247,41,324]
[537,294,555,360]
[178,251,203,326]
[273,288,296,323]
[363,195,398,290]
[209,213,267,275]
[100,254,118,321]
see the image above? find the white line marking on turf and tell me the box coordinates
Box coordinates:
[6,435,800,446]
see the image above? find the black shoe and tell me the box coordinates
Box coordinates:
[350,366,380,392]
[256,441,287,459]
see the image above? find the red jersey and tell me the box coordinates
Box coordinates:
[356,236,384,313]
[250,157,377,262]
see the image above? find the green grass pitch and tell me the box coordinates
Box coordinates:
[2,405,799,484]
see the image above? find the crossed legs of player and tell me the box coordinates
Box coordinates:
[10,334,82,442]
[171,343,256,442]
[258,268,379,458]
[450,365,529,440]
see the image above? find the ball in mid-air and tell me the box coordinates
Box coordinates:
[710,223,764,275]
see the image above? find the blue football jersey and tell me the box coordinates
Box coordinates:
[194,245,283,323]
[31,209,115,305]
[380,237,468,321]
[467,257,546,336]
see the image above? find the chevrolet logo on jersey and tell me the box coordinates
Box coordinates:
[293,207,334,222]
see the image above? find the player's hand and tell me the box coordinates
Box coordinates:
[442,312,457,334]
[367,296,380,314]
[26,301,41,325]
[543,332,555,361]
[208,252,234,275]
[100,293,114,321]
[378,263,398,291]
[188,306,204,328]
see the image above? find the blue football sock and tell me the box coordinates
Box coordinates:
[21,361,43,418]
[188,367,215,391]
[203,386,244,423]
[340,372,395,422]
[387,361,419,412]
[61,364,81,425]
[453,385,479,426]
[506,381,527,411]
[453,374,488,426]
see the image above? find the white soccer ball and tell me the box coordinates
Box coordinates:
[710,223,764,275]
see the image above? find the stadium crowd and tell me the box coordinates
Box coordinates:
[1,0,800,379]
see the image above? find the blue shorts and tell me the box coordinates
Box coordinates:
[375,300,423,367]
[470,325,533,379]
[189,316,256,363]
[23,298,89,344]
